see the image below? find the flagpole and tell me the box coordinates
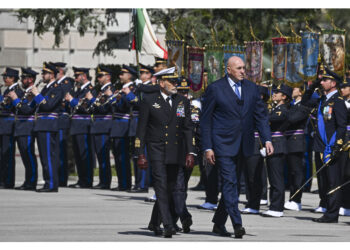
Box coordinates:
[133,8,140,78]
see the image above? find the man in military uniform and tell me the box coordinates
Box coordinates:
[30,62,64,192]
[153,57,168,74]
[338,79,350,216]
[65,67,96,188]
[8,68,39,190]
[110,65,138,191]
[136,67,195,238]
[0,68,23,189]
[301,68,347,223]
[283,86,310,211]
[84,66,114,189]
[51,62,75,187]
[260,84,291,218]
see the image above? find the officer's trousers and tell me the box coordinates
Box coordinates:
[287,152,305,203]
[58,129,69,186]
[112,137,131,189]
[93,134,111,188]
[17,135,38,187]
[266,153,285,212]
[244,154,264,210]
[0,134,16,188]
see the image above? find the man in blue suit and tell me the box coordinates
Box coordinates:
[201,56,273,238]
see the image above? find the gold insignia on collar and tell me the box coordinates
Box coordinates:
[135,138,141,148]
[337,139,343,145]
[276,111,282,116]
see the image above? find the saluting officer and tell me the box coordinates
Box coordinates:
[301,68,347,223]
[65,67,96,188]
[110,65,138,191]
[283,86,310,211]
[30,62,64,192]
[0,68,23,189]
[261,84,292,218]
[8,68,39,190]
[51,62,75,187]
[87,66,114,189]
[136,67,195,238]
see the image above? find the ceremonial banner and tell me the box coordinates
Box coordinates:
[321,29,346,76]
[245,41,264,83]
[187,47,205,92]
[223,45,245,75]
[285,37,303,87]
[300,32,319,81]
[166,40,185,76]
[272,37,287,82]
[205,45,224,84]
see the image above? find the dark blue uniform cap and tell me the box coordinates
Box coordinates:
[42,62,59,74]
[154,57,167,65]
[121,64,138,77]
[21,67,38,77]
[96,65,113,77]
[339,78,350,88]
[258,85,269,97]
[273,84,293,99]
[73,67,90,75]
[139,63,154,75]
[1,67,19,77]
[322,67,342,83]
[177,77,190,90]
[51,62,67,68]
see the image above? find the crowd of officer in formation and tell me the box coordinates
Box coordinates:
[1,56,350,238]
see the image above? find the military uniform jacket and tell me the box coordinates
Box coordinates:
[0,83,24,135]
[284,101,310,153]
[110,91,138,138]
[89,83,114,135]
[302,89,347,153]
[344,99,350,142]
[269,103,289,154]
[33,81,64,132]
[57,76,74,130]
[69,83,96,135]
[135,92,194,165]
[13,92,36,137]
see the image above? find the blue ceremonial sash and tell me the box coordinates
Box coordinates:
[317,101,336,163]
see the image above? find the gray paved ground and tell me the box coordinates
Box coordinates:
[1,154,350,242]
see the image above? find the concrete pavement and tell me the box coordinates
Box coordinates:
[1,154,350,241]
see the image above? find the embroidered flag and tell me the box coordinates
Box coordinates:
[321,29,346,76]
[272,37,287,83]
[245,41,264,83]
[223,45,245,75]
[205,45,224,84]
[285,37,303,87]
[166,40,185,76]
[187,47,205,92]
[300,32,319,81]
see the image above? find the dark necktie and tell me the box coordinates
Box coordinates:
[234,82,241,99]
[166,96,172,107]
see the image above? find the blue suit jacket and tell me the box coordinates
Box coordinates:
[200,76,271,157]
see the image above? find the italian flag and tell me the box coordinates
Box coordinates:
[133,8,168,59]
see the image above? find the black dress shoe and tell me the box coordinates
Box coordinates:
[59,183,67,187]
[212,224,232,237]
[312,216,338,223]
[233,224,246,238]
[68,183,91,189]
[174,224,182,232]
[93,184,110,190]
[0,185,14,189]
[128,188,148,193]
[163,225,174,238]
[182,217,193,233]
[148,224,163,236]
[36,187,58,193]
[110,186,130,191]
[15,185,36,191]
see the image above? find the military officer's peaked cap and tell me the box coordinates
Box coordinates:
[274,84,293,99]
[42,62,59,75]
[121,64,138,77]
[1,67,19,77]
[139,63,155,75]
[154,67,178,81]
[322,67,342,83]
[73,67,90,76]
[340,78,350,88]
[21,67,38,77]
[177,77,190,90]
[96,65,113,77]
[51,62,67,68]
[154,57,167,65]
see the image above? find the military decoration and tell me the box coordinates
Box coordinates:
[176,103,185,117]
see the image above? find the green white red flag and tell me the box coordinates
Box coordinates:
[132,8,168,59]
